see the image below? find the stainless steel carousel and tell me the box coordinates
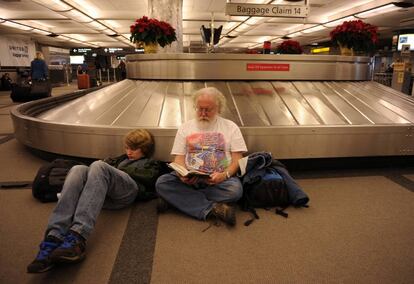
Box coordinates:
[11,54,414,160]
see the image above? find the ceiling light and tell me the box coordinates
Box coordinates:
[29,20,55,29]
[227,31,239,37]
[283,24,304,31]
[102,29,117,35]
[32,28,52,35]
[100,20,121,29]
[56,35,70,40]
[66,34,88,41]
[67,0,100,18]
[245,17,266,25]
[32,0,71,12]
[257,36,273,42]
[86,21,107,31]
[1,20,33,31]
[287,32,303,37]
[324,16,356,27]
[63,9,92,23]
[355,4,401,18]
[302,25,326,34]
[235,23,251,32]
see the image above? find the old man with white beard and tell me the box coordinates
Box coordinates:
[156,87,247,226]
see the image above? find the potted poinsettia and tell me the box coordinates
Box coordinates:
[275,40,303,54]
[330,20,378,55]
[130,16,177,52]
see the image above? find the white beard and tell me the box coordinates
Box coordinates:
[196,116,217,130]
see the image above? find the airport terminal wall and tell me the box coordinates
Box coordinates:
[11,54,414,161]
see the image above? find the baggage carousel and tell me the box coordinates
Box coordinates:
[11,54,414,160]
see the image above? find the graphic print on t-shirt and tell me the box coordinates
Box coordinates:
[185,132,228,173]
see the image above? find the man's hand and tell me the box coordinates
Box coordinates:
[178,174,200,185]
[207,171,227,185]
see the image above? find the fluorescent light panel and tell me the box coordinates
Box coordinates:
[86,21,107,31]
[32,0,71,12]
[355,4,400,18]
[323,16,356,28]
[67,0,100,18]
[32,28,52,35]
[102,29,116,35]
[287,32,303,37]
[302,25,326,34]
[100,20,121,29]
[63,9,92,23]
[235,23,251,32]
[245,17,266,25]
[1,20,33,31]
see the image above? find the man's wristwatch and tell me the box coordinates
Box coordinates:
[225,171,231,179]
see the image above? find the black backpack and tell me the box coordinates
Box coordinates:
[32,159,85,202]
[240,168,291,226]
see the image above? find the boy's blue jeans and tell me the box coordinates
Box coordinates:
[156,172,243,220]
[46,160,138,240]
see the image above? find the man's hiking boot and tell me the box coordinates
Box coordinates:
[211,203,236,226]
[50,230,86,263]
[157,197,171,213]
[27,236,61,273]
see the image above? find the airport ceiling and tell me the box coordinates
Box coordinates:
[1,0,414,51]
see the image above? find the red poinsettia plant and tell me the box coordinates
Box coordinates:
[330,20,378,53]
[275,40,303,54]
[130,16,177,47]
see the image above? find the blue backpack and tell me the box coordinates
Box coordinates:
[240,167,290,226]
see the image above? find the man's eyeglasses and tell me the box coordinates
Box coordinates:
[195,107,215,114]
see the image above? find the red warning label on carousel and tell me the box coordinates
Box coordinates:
[246,63,290,71]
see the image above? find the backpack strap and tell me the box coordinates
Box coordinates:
[275,204,309,218]
[275,206,289,218]
[244,207,260,226]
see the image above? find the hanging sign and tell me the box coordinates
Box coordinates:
[225,3,309,18]
[0,36,36,67]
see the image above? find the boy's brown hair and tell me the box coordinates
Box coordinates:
[124,129,155,157]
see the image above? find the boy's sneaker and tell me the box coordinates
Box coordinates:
[50,230,86,263]
[27,237,61,273]
[210,203,236,226]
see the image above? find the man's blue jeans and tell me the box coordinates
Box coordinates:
[156,172,243,220]
[45,160,138,240]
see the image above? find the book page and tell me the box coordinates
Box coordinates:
[168,162,210,177]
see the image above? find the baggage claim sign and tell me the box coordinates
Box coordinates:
[225,3,308,18]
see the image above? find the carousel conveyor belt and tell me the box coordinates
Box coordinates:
[11,79,414,160]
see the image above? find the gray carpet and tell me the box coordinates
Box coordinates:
[151,175,414,283]
[109,199,158,284]
[0,189,131,284]
[1,169,413,284]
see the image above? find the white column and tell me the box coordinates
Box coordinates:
[148,0,183,53]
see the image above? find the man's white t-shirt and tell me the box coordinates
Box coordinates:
[171,116,247,173]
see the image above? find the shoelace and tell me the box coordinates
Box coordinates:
[37,241,58,259]
[202,216,222,232]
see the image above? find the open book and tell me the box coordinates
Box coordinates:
[168,162,211,177]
